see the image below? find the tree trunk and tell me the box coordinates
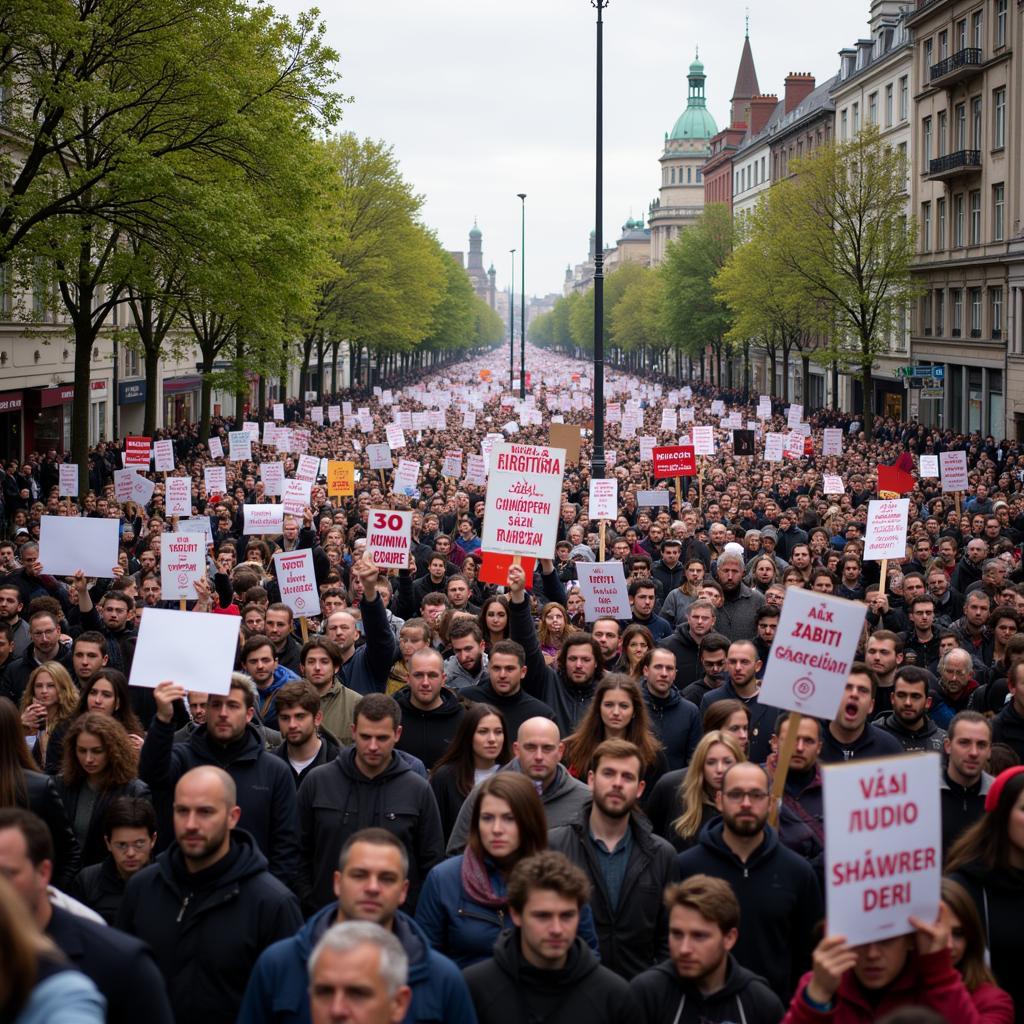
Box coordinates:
[331,340,340,394]
[71,314,94,494]
[199,354,214,443]
[781,341,791,402]
[257,375,266,426]
[768,345,777,398]
[861,353,874,441]
[234,333,246,425]
[315,333,326,401]
[279,339,289,404]
[801,355,811,406]
[143,340,161,435]
[832,361,840,410]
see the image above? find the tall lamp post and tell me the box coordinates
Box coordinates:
[509,249,516,392]
[517,193,527,398]
[591,0,608,481]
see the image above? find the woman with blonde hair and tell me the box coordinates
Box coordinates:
[20,663,78,770]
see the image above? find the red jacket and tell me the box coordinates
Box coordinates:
[782,949,985,1024]
[969,982,1015,1024]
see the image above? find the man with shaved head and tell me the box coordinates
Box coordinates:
[446,717,591,853]
[117,765,302,1024]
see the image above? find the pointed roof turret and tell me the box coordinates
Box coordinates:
[730,32,759,128]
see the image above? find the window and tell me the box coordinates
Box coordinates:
[996,0,1007,47]
[992,287,1003,337]
[923,292,933,334]
[696,168,701,183]
[897,141,908,180]
[761,155,766,182]
[939,30,948,60]
[970,189,982,244]
[124,348,140,377]
[671,168,676,184]
[852,102,860,133]
[956,103,967,149]
[972,10,983,50]
[899,76,909,120]
[869,92,878,125]
[923,116,933,167]
[922,202,932,250]
[971,288,983,335]
[994,87,1005,148]
[885,84,893,126]
[938,109,948,155]
[953,289,963,335]
[841,108,848,140]
[936,289,945,334]
[937,198,946,249]
[972,96,983,149]
[994,183,1005,240]
[956,18,967,51]
[954,193,965,245]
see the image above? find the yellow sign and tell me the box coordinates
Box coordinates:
[327,460,355,497]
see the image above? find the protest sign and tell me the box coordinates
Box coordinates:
[393,459,420,496]
[153,439,175,472]
[208,436,224,460]
[940,450,968,493]
[823,428,844,456]
[575,561,631,621]
[160,532,204,600]
[273,549,320,618]
[764,433,784,462]
[165,477,191,517]
[367,444,393,471]
[824,752,941,946]
[442,450,463,478]
[261,461,284,497]
[588,478,618,521]
[295,454,320,482]
[113,469,135,502]
[282,478,312,517]
[130,473,155,506]
[365,509,412,569]
[228,430,252,463]
[823,474,845,495]
[757,396,772,418]
[679,407,695,423]
[785,431,805,458]
[636,490,671,507]
[919,454,939,478]
[710,399,725,416]
[463,411,477,429]
[638,436,657,462]
[124,436,152,467]
[310,406,324,425]
[385,424,405,450]
[733,430,755,456]
[478,552,535,588]
[39,516,119,578]
[177,517,213,546]
[243,503,284,535]
[691,425,715,456]
[760,588,867,719]
[652,445,696,479]
[130,607,239,695]
[660,408,676,431]
[328,405,341,423]
[58,464,78,498]
[786,404,804,428]
[327,461,355,496]
[549,423,581,464]
[273,402,285,420]
[864,499,910,561]
[481,444,565,558]
[465,454,487,486]
[204,466,226,496]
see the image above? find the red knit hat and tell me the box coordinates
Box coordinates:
[984,766,1024,812]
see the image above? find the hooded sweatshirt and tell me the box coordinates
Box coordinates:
[445,650,489,690]
[659,621,705,689]
[642,682,701,771]
[873,711,946,753]
[393,686,466,770]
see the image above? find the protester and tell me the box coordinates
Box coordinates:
[940,711,994,853]
[820,664,905,763]
[273,680,343,786]
[874,667,946,753]
[640,647,701,771]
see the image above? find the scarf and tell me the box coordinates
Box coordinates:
[460,846,507,910]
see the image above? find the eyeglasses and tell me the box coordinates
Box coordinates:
[723,789,770,804]
[111,840,150,853]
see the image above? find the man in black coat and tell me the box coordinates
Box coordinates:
[460,639,556,737]
[0,807,173,1024]
[394,648,465,770]
[0,607,74,704]
[117,766,302,1024]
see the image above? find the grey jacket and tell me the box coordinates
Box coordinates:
[444,651,489,690]
[714,583,766,642]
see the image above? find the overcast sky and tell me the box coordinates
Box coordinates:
[271,1,870,299]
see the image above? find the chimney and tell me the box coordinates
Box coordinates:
[749,94,778,135]
[784,73,815,114]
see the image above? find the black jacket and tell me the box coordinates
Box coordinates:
[642,683,701,771]
[548,806,677,979]
[631,955,785,1024]
[674,821,822,1002]
[47,903,174,1024]
[272,728,342,787]
[394,686,466,770]
[460,680,556,738]
[462,929,632,1024]
[138,718,300,886]
[0,642,74,704]
[117,830,302,1024]
[940,769,993,852]
[658,622,704,690]
[55,777,151,867]
[873,711,946,753]
[22,769,80,888]
[296,745,443,913]
[819,722,907,763]
[992,701,1024,763]
[68,854,127,925]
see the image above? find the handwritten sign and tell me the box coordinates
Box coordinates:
[273,549,320,618]
[160,532,204,600]
[864,499,910,561]
[282,478,312,517]
[261,461,284,497]
[588,478,618,521]
[59,464,78,498]
[243,503,284,535]
[327,461,355,497]
[919,454,939,478]
[481,444,565,559]
[367,444,392,471]
[575,561,631,621]
[165,477,191,518]
[228,430,251,462]
[153,439,175,472]
[823,429,844,456]
[365,509,412,569]
[204,466,226,497]
[823,474,845,495]
[691,425,715,457]
[939,450,968,493]
[442,450,463,478]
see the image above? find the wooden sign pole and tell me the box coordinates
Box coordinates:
[599,520,606,562]
[768,710,802,827]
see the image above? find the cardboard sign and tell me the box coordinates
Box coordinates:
[652,445,696,479]
[760,588,867,718]
[39,516,120,578]
[824,752,941,946]
[636,489,671,507]
[823,429,844,456]
[273,549,320,618]
[228,430,252,463]
[204,466,226,496]
[208,436,224,460]
[823,475,844,495]
[864,498,910,561]
[393,459,420,497]
[575,561,631,621]
[786,404,804,428]
[385,424,405,450]
[367,444,393,471]
[273,402,285,421]
[691,425,715,456]
[124,436,152,467]
[295,453,320,483]
[639,436,657,462]
[130,607,240,695]
[261,461,284,497]
[153,439,175,472]
[58,464,78,498]
[764,433,784,462]
[165,477,191,518]
[365,508,412,569]
[327,461,355,496]
[919,454,939,478]
[442,450,463,478]
[465,454,487,486]
[243,503,284,535]
[589,478,618,521]
[549,423,582,465]
[282,478,312,517]
[733,430,755,456]
[481,444,566,559]
[478,551,535,588]
[939,450,969,493]
[160,532,204,600]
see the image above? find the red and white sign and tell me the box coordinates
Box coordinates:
[392,459,420,496]
[763,433,784,462]
[385,424,405,450]
[365,509,412,569]
[243,503,284,535]
[366,444,392,471]
[160,533,204,600]
[295,454,319,483]
[823,429,844,456]
[465,454,487,486]
[691,425,715,456]
[785,431,805,458]
[575,561,631,621]
[823,474,845,495]
[940,450,969,493]
[310,406,324,425]
[204,466,226,497]
[824,752,941,946]
[59,464,78,498]
[153,439,175,473]
[273,403,285,421]
[282,478,312,517]
[273,549,320,618]
[165,477,191,518]
[442,450,463,478]
[208,436,224,460]
[652,445,696,479]
[864,498,910,561]
[588,478,618,521]
[124,436,152,467]
[261,461,284,497]
[113,468,136,502]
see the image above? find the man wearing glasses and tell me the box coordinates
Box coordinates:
[0,607,74,703]
[674,761,822,1003]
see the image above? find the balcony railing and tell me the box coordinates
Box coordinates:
[927,149,982,180]
[930,47,983,84]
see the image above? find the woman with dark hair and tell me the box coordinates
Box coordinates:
[0,698,79,887]
[702,698,751,758]
[537,602,568,664]
[947,767,1024,1018]
[941,878,1014,1023]
[615,624,654,678]
[429,704,511,840]
[478,595,509,650]
[56,714,149,867]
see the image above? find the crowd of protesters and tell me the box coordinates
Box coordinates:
[2,344,1024,1023]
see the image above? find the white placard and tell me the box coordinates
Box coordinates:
[367,444,393,471]
[639,436,656,462]
[864,498,910,561]
[295,454,319,483]
[328,405,341,424]
[758,397,773,418]
[393,458,420,496]
[939,450,968,493]
[660,408,676,431]
[691,425,715,456]
[243,421,259,439]
[310,407,324,425]
[824,752,941,946]
[153,439,175,473]
[272,549,320,618]
[282,478,312,517]
[131,473,155,506]
[130,607,241,695]
[165,477,191,518]
[710,400,725,416]
[261,461,284,497]
[160,532,204,600]
[442,450,463,478]
[365,508,412,569]
[764,433,785,462]
[589,478,618,521]
[243,503,284,535]
[39,516,119,578]
[637,490,671,507]
[113,468,135,503]
[760,587,867,718]
[204,466,226,496]
[481,444,566,559]
[385,424,405,450]
[918,454,939,478]
[208,436,224,460]
[575,561,631,621]
[823,429,844,456]
[177,517,213,547]
[679,407,695,423]
[59,464,78,498]
[823,475,845,495]
[463,411,477,429]
[228,430,252,463]
[785,431,805,458]
[465,454,487,486]
[786,404,804,428]
[273,402,285,421]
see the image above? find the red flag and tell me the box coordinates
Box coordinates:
[877,463,916,495]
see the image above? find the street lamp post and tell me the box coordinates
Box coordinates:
[591,0,608,481]
[518,193,526,399]
[509,249,516,392]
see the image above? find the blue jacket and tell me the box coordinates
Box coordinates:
[414,854,601,969]
[257,665,301,729]
[237,904,476,1024]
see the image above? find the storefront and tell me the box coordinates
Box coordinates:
[162,375,201,427]
[24,385,74,455]
[0,391,24,463]
[118,379,146,436]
